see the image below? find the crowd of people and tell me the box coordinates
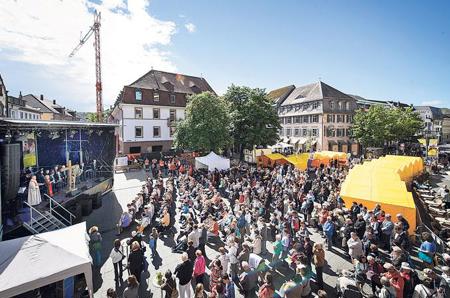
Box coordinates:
[95,156,450,298]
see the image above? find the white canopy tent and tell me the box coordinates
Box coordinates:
[195,151,230,171]
[0,222,93,298]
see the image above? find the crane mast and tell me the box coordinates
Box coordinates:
[69,11,103,122]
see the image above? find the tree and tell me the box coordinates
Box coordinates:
[85,108,111,122]
[223,85,281,159]
[352,105,423,147]
[174,92,231,152]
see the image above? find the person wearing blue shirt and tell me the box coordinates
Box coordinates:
[223,274,235,298]
[323,216,335,250]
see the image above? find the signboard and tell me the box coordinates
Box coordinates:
[23,132,37,168]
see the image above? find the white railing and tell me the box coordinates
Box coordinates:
[24,201,54,233]
[45,194,75,226]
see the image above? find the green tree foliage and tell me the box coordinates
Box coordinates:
[352,105,423,147]
[223,85,281,158]
[174,92,231,152]
[86,108,111,122]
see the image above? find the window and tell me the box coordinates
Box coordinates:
[153,108,160,119]
[129,146,141,154]
[311,128,318,137]
[11,111,15,118]
[327,114,335,123]
[286,117,292,124]
[336,128,346,137]
[293,116,300,124]
[303,115,309,123]
[286,128,291,137]
[135,89,142,101]
[170,126,176,137]
[346,128,352,137]
[303,103,309,110]
[135,126,143,138]
[338,101,344,110]
[311,115,319,123]
[169,109,176,123]
[336,115,343,123]
[330,101,335,110]
[170,94,176,104]
[20,111,23,119]
[153,126,161,138]
[135,108,143,119]
[346,114,353,123]
[327,127,335,137]
[302,129,308,137]
[153,91,159,102]
[346,101,351,111]
[294,128,300,136]
[312,102,319,109]
[152,145,163,152]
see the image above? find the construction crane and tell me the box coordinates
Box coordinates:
[69,11,103,122]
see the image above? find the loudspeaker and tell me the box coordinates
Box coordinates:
[0,143,21,205]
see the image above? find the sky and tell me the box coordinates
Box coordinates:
[0,0,449,112]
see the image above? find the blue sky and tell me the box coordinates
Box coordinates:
[1,0,449,111]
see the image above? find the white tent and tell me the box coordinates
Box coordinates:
[0,222,93,298]
[195,151,230,171]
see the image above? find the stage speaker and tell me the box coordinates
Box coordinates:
[0,143,21,205]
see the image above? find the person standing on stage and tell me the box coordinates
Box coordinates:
[27,175,42,206]
[44,170,53,197]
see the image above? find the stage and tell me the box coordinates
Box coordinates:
[0,118,118,240]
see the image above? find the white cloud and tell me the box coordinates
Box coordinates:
[0,0,177,111]
[185,22,196,33]
[421,100,443,107]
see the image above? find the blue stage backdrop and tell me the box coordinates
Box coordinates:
[36,128,115,171]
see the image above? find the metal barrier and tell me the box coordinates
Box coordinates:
[23,201,56,233]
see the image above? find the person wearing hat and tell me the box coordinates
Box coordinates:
[383,262,404,298]
[400,262,419,298]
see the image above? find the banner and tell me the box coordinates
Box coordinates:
[23,133,37,168]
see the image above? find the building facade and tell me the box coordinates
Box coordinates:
[441,108,450,145]
[0,75,7,117]
[7,94,42,120]
[274,81,359,154]
[111,70,215,154]
[414,106,443,143]
[23,94,78,121]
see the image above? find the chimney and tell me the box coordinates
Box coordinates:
[40,94,44,101]
[19,91,22,99]
[53,100,56,105]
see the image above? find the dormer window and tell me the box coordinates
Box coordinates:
[135,89,142,101]
[153,91,159,102]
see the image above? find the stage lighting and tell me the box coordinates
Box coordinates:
[50,131,60,140]
[69,130,77,138]
[96,130,103,136]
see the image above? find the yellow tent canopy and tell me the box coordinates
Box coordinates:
[341,155,423,234]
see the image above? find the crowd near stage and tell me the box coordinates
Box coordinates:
[0,118,117,240]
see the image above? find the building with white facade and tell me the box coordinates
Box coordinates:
[111,70,215,154]
[7,94,42,120]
